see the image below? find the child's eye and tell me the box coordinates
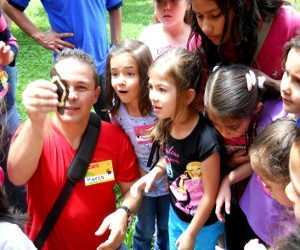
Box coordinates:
[195,14,203,20]
[111,72,118,78]
[212,13,222,19]
[127,72,135,76]
[159,87,167,93]
[227,126,239,131]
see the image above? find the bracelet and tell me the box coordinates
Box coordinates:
[117,205,133,226]
[154,164,165,170]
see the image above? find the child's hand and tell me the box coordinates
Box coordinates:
[215,176,231,222]
[223,150,250,168]
[0,41,14,65]
[130,170,157,198]
[244,239,267,250]
[175,231,195,250]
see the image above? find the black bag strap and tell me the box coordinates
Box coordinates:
[146,140,160,170]
[252,17,273,64]
[33,113,101,249]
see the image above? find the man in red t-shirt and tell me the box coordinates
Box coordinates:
[8,48,141,250]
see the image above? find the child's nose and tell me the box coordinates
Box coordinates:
[149,89,158,102]
[163,1,171,10]
[280,74,291,93]
[118,75,126,85]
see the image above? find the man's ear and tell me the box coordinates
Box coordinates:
[185,89,196,105]
[94,86,100,104]
[253,102,263,115]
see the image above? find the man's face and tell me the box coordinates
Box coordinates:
[54,58,100,124]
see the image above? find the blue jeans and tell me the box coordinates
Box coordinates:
[0,65,27,213]
[168,206,224,250]
[133,194,170,250]
[117,242,128,250]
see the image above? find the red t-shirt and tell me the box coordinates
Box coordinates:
[12,117,139,250]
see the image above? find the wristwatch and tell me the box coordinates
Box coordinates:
[117,205,133,226]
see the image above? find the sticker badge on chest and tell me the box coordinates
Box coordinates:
[133,124,153,144]
[84,160,115,186]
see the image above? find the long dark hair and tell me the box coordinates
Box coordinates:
[0,98,27,230]
[0,187,27,229]
[189,0,286,68]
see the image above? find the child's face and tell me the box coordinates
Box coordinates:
[281,48,300,118]
[251,156,293,207]
[286,142,300,222]
[191,0,233,45]
[148,68,177,120]
[154,0,189,25]
[110,52,141,114]
[207,109,251,139]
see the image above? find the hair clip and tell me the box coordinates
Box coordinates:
[246,70,256,91]
[257,76,265,89]
[296,118,300,129]
[212,65,220,72]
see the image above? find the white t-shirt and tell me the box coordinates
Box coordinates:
[139,23,199,59]
[0,222,37,249]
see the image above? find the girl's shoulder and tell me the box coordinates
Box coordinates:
[139,23,163,41]
[190,113,219,141]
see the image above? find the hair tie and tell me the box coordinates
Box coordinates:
[257,76,265,89]
[213,65,220,72]
[245,70,265,91]
[246,70,256,91]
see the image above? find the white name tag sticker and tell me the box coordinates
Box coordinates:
[84,160,114,186]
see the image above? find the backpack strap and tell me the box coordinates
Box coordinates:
[146,140,160,170]
[252,17,274,64]
[33,113,101,249]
